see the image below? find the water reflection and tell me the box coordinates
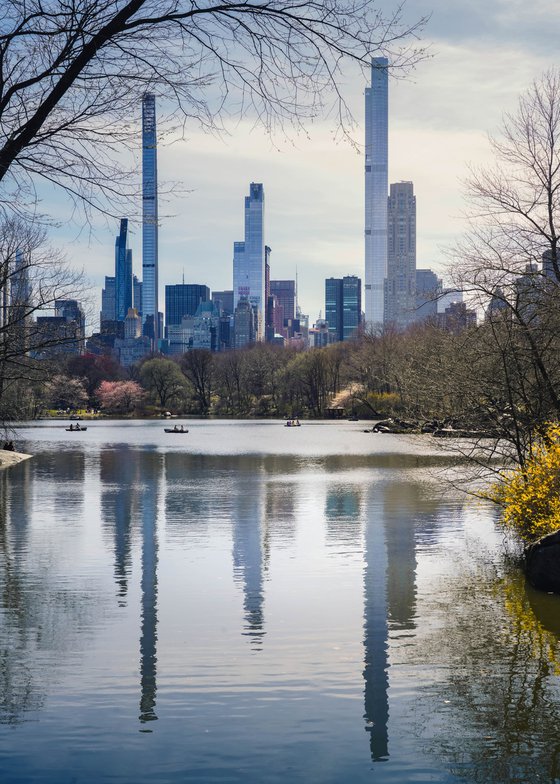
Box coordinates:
[4,429,560,783]
[362,480,422,761]
[383,482,418,634]
[325,484,363,550]
[417,549,560,783]
[99,446,162,726]
[0,467,43,724]
[363,486,390,761]
[101,447,137,605]
[265,480,297,548]
[232,464,267,646]
[137,452,160,725]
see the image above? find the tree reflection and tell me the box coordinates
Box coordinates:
[0,466,43,723]
[417,555,560,783]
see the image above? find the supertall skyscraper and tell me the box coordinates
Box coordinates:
[384,182,416,327]
[142,94,159,343]
[115,218,133,322]
[365,57,389,328]
[233,183,265,340]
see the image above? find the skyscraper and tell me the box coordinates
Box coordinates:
[325,275,362,342]
[165,284,210,335]
[342,275,362,340]
[325,277,343,342]
[233,183,265,340]
[142,94,159,343]
[115,218,133,322]
[384,182,416,327]
[101,276,116,324]
[416,268,441,321]
[365,57,389,328]
[270,280,296,322]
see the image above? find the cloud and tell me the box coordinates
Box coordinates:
[45,2,560,328]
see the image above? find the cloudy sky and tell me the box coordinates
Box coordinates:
[48,0,560,328]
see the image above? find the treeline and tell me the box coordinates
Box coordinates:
[1,312,550,431]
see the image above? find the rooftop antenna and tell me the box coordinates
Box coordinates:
[295,266,299,315]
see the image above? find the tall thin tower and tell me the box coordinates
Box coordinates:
[142,93,159,343]
[365,57,389,328]
[233,183,265,340]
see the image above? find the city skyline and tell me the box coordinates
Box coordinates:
[42,2,560,328]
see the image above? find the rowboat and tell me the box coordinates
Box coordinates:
[66,426,87,431]
[164,428,188,433]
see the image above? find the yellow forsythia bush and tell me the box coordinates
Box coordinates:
[496,424,560,543]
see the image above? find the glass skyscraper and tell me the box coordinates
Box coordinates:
[342,275,362,340]
[142,94,159,343]
[115,218,133,322]
[165,284,210,335]
[325,276,362,342]
[365,57,389,328]
[233,183,265,340]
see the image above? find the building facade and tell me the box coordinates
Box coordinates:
[142,94,159,343]
[325,277,343,342]
[115,218,133,322]
[101,276,116,324]
[270,279,296,323]
[384,181,416,328]
[325,276,362,343]
[233,183,265,340]
[415,269,441,321]
[165,284,210,335]
[342,276,362,341]
[212,290,234,316]
[365,57,389,328]
[233,298,258,348]
[35,299,86,357]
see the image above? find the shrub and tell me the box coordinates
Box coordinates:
[494,424,560,543]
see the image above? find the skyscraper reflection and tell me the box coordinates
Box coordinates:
[325,484,363,551]
[100,447,137,605]
[362,488,389,761]
[138,451,160,725]
[265,477,297,549]
[362,480,421,761]
[231,460,267,646]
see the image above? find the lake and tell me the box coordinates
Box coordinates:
[1,419,559,783]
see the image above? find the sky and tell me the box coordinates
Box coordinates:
[45,0,560,329]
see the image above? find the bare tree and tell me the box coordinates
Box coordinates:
[0,0,427,219]
[448,70,560,465]
[0,216,86,419]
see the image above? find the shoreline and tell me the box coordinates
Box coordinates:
[0,451,32,469]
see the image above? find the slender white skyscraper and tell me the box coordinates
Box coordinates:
[233,183,265,340]
[142,94,159,343]
[365,57,389,327]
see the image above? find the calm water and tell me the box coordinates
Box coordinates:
[1,420,559,783]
